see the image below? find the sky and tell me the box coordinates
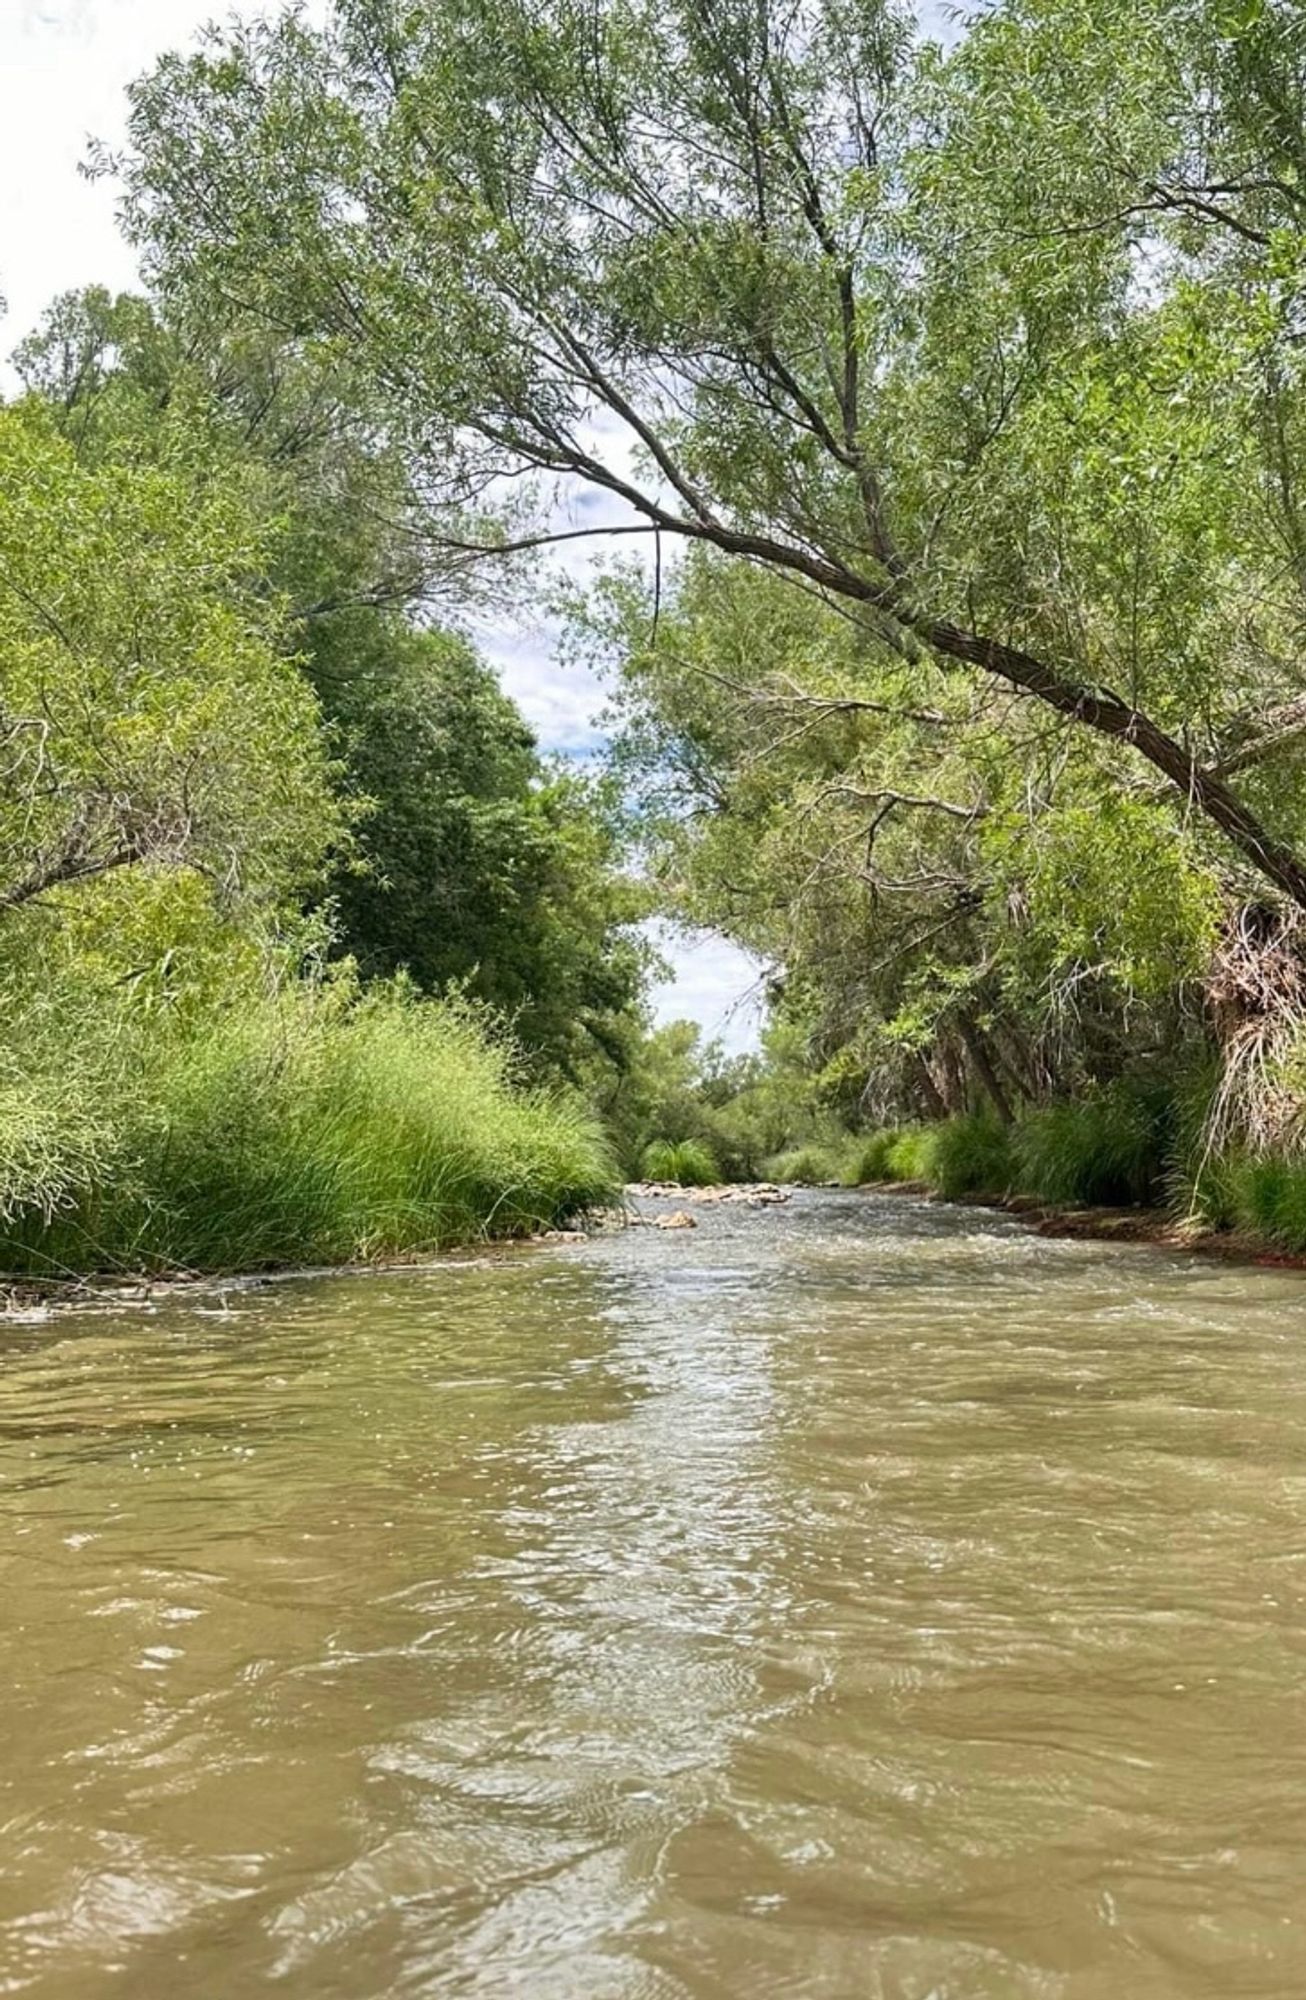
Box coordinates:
[0,0,976,1056]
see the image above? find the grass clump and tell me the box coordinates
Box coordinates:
[639,1137,719,1186]
[1012,1083,1170,1208]
[840,1125,942,1188]
[0,981,616,1277]
[845,1128,903,1184]
[928,1112,1014,1199]
[1232,1155,1306,1252]
[884,1127,938,1183]
[766,1144,845,1185]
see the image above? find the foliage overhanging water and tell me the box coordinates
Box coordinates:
[3,1191,1305,1998]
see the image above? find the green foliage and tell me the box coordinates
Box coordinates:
[321,619,644,1069]
[116,0,1306,912]
[765,1146,848,1187]
[639,1138,719,1187]
[1163,1066,1244,1228]
[1233,1156,1306,1254]
[0,981,614,1277]
[17,288,645,1080]
[0,400,341,915]
[846,1130,906,1185]
[18,0,1306,1262]
[983,801,1222,1001]
[885,1130,940,1184]
[598,1015,828,1181]
[929,1114,1015,1200]
[1013,1086,1172,1208]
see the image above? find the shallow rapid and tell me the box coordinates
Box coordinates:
[3,1190,1306,1997]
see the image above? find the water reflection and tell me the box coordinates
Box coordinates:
[2,1193,1306,1995]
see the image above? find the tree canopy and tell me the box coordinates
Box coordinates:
[114,0,1306,914]
[14,283,645,1072]
[0,398,339,923]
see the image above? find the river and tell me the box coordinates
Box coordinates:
[2,1189,1305,1997]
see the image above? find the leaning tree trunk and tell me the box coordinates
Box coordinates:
[956,1012,1015,1125]
[910,1052,948,1122]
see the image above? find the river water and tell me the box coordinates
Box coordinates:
[2,1190,1306,1998]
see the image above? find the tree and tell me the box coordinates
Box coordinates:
[16,288,646,1072]
[115,0,1306,911]
[587,544,1225,1121]
[0,399,340,923]
[321,615,648,1066]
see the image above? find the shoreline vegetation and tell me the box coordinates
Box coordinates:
[757,1098,1306,1270]
[8,1157,1303,1324]
[11,3,1306,1298]
[0,985,617,1287]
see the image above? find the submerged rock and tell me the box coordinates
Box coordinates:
[653,1210,698,1230]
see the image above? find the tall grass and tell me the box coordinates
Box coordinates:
[928,1112,1014,1199]
[639,1137,719,1186]
[1013,1083,1171,1207]
[0,983,615,1277]
[1231,1156,1306,1252]
[885,1128,939,1182]
[838,1076,1306,1253]
[845,1128,904,1184]
[843,1116,1011,1197]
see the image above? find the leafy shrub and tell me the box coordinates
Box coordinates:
[1012,1083,1171,1208]
[639,1137,719,1186]
[929,1112,1014,1199]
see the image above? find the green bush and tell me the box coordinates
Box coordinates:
[0,982,616,1276]
[639,1137,719,1186]
[845,1128,903,1184]
[884,1128,938,1183]
[1012,1083,1170,1208]
[765,1144,844,1185]
[929,1112,1014,1199]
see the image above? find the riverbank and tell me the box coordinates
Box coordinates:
[9,1168,1303,1324]
[0,986,617,1285]
[0,1222,609,1321]
[856,1178,1306,1271]
[761,1100,1306,1270]
[624,1172,1306,1271]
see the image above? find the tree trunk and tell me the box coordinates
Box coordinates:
[911,1052,948,1122]
[956,1012,1015,1125]
[920,619,1306,911]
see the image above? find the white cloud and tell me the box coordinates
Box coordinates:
[475,622,607,754]
[3,4,212,355]
[646,924,766,1056]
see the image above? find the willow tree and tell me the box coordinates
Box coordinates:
[0,401,339,921]
[115,0,1306,908]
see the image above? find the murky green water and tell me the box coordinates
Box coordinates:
[3,1191,1306,1997]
